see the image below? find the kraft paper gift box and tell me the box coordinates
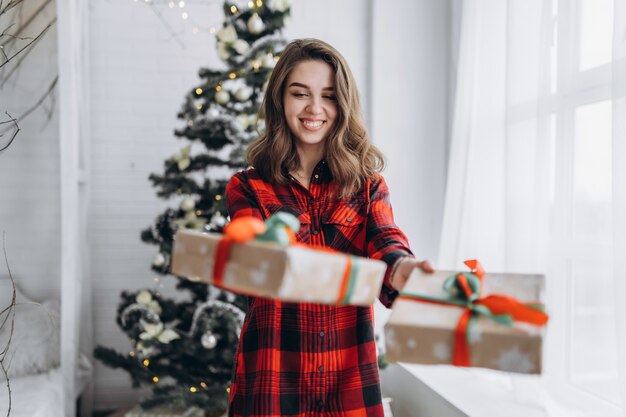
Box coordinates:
[384,268,547,374]
[171,229,387,306]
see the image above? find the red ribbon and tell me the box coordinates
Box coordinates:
[211,216,356,303]
[399,259,549,367]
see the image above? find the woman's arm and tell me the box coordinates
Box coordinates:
[365,175,415,308]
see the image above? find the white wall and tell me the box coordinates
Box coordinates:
[0,1,60,301]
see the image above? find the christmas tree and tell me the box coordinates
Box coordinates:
[94,0,291,412]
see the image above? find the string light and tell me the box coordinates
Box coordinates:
[200,382,208,389]
[209,27,216,34]
[178,0,185,7]
[182,11,188,19]
[195,210,202,216]
[143,359,150,366]
[252,60,260,71]
[196,104,203,110]
[226,387,231,394]
[216,85,222,92]
[228,72,237,79]
[129,351,136,357]
[248,1,254,7]
[215,195,222,201]
[195,88,203,95]
[152,376,159,383]
[274,55,280,62]
[190,386,198,393]
[230,5,237,14]
[256,0,263,7]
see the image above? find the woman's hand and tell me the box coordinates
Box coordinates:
[390,258,435,292]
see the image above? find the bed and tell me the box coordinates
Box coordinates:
[0,279,92,417]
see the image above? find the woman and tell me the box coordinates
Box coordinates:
[225,38,433,417]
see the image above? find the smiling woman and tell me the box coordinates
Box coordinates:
[225,38,434,417]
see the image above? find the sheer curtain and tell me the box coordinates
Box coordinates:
[439,0,626,415]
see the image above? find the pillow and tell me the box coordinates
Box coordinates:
[0,279,60,379]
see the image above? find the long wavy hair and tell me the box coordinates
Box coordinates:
[246,38,385,198]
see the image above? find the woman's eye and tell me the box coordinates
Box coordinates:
[292,92,307,97]
[324,95,337,101]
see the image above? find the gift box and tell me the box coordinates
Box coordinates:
[384,262,547,374]
[171,228,387,306]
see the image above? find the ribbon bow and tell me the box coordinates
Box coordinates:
[398,260,548,367]
[212,213,360,304]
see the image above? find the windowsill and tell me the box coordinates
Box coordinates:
[381,363,621,417]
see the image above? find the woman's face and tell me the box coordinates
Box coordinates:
[283,60,338,151]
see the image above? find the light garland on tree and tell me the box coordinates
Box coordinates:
[185,299,246,338]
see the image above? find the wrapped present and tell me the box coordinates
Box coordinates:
[171,213,387,306]
[384,260,548,374]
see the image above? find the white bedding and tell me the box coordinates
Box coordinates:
[0,356,92,417]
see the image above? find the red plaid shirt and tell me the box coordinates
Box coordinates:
[225,160,413,417]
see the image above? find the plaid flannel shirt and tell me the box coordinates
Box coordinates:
[225,160,413,417]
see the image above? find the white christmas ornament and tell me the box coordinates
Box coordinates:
[267,0,289,12]
[180,195,195,211]
[211,213,227,228]
[261,54,276,68]
[152,253,166,268]
[215,90,231,104]
[139,321,180,344]
[201,332,218,349]
[247,13,265,34]
[216,24,237,43]
[235,86,253,101]
[217,42,231,60]
[233,39,250,54]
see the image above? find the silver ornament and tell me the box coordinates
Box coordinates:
[201,332,218,349]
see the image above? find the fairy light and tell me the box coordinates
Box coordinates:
[195,88,203,95]
[228,72,237,79]
[274,55,280,62]
[215,195,222,201]
[152,376,159,383]
[196,104,203,110]
[209,27,216,34]
[252,60,260,71]
[178,0,185,7]
[216,85,222,92]
[190,386,198,393]
[256,0,263,7]
[230,5,237,13]
[129,351,136,357]
[195,210,202,216]
[143,359,150,367]
[248,1,254,7]
[226,387,231,394]
[182,12,188,19]
[200,382,208,389]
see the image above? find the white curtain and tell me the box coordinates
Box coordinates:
[439,0,626,415]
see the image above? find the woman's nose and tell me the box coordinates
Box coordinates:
[305,97,322,114]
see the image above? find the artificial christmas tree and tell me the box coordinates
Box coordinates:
[94,0,291,413]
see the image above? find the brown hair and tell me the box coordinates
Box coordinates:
[246,38,385,198]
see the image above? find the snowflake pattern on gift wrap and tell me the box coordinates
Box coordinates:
[495,346,535,373]
[385,328,397,348]
[432,341,452,360]
[249,261,270,285]
[407,338,417,349]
